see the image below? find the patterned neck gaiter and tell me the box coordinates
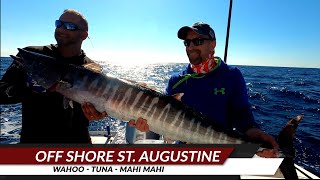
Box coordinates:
[190,51,218,74]
[171,53,222,90]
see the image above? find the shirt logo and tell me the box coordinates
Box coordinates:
[214,88,225,95]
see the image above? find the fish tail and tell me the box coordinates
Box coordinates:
[277,115,303,179]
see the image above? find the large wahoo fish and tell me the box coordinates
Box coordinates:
[11,48,303,147]
[11,48,248,144]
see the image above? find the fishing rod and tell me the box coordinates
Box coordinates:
[224,0,233,63]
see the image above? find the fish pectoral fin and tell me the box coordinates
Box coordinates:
[59,80,73,89]
[48,80,72,91]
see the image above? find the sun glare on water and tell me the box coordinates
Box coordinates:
[87,48,186,67]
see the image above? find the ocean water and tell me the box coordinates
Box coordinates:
[0,57,319,176]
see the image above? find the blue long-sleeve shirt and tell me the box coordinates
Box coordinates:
[165,57,258,135]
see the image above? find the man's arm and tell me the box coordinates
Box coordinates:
[246,127,279,156]
[81,61,108,120]
[229,68,279,154]
[233,69,279,154]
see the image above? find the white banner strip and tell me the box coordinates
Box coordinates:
[0,158,283,175]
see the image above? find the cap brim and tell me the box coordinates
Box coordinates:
[177,26,207,40]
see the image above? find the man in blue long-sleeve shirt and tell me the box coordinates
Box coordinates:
[129,22,278,155]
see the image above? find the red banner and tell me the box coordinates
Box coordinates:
[0,147,233,164]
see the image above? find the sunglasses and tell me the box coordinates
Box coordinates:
[183,38,212,47]
[55,20,82,31]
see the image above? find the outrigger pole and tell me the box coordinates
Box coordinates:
[224,0,233,63]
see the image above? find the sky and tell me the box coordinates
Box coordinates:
[1,0,320,68]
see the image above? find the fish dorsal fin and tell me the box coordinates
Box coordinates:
[122,78,139,85]
[172,93,184,101]
[116,77,161,94]
[135,82,159,92]
[83,63,103,73]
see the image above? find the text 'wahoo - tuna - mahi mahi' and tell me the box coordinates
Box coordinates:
[12,48,245,144]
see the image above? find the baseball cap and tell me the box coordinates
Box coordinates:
[177,22,216,40]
